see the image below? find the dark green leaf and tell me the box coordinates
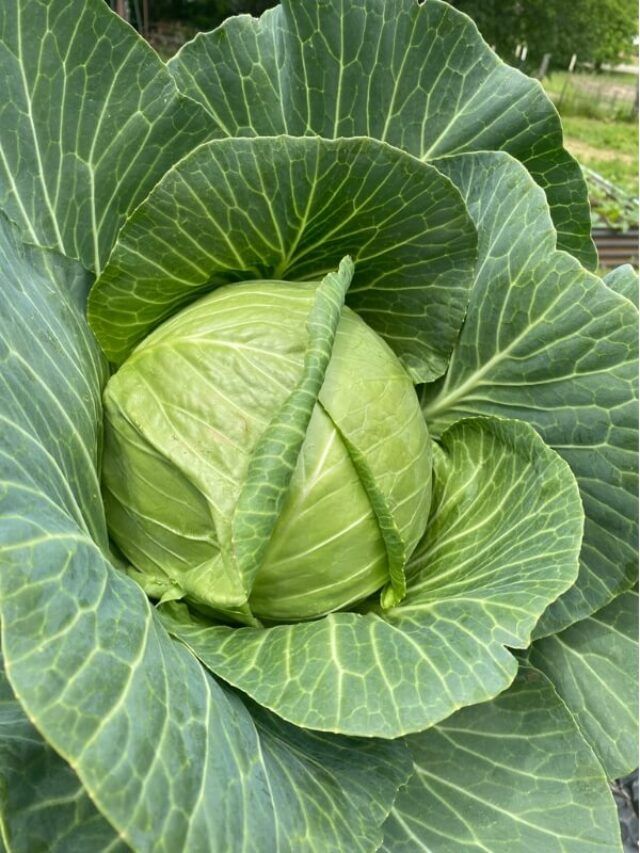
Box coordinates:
[604,264,639,308]
[0,651,126,853]
[382,665,622,852]
[0,0,211,271]
[88,135,477,380]
[169,0,595,266]
[423,152,638,635]
[0,214,108,550]
[530,589,639,780]
[244,701,413,852]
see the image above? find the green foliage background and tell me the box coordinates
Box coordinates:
[448,0,638,68]
[149,0,275,28]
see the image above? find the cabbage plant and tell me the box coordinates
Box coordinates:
[0,0,637,850]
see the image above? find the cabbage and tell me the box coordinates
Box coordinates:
[0,0,636,849]
[102,279,431,623]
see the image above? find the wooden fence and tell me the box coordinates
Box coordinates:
[593,228,639,269]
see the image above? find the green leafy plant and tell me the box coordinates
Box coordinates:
[0,1,637,850]
[584,167,639,232]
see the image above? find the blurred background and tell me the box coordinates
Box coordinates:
[107,0,638,261]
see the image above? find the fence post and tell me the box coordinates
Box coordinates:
[114,0,129,22]
[142,0,149,36]
[537,54,552,79]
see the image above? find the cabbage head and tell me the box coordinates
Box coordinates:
[0,0,637,850]
[102,278,432,623]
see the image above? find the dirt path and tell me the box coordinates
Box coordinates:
[564,137,636,164]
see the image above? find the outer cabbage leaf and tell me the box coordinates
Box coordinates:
[0,650,126,853]
[0,226,108,551]
[0,211,272,850]
[422,152,638,636]
[604,264,639,308]
[88,135,477,381]
[159,416,583,738]
[169,0,595,267]
[381,665,622,852]
[242,699,413,853]
[0,0,211,272]
[0,213,412,852]
[529,589,639,781]
[1,526,407,852]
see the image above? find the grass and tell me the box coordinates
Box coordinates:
[545,70,638,96]
[541,71,638,195]
[561,115,638,194]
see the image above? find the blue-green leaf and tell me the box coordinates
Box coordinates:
[0,0,210,271]
[169,0,595,267]
[423,152,638,636]
[381,665,622,852]
[530,589,639,780]
[0,650,126,853]
[88,135,477,381]
[604,264,639,308]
